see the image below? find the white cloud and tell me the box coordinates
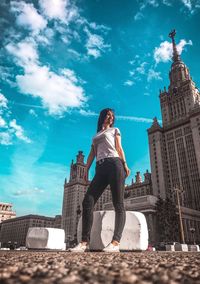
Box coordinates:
[84,27,110,58]
[136,62,148,75]
[79,109,161,124]
[11,1,47,33]
[39,0,67,20]
[154,41,172,63]
[147,0,159,7]
[29,109,38,117]
[6,38,38,67]
[124,80,134,86]
[0,93,8,109]
[177,39,193,54]
[0,92,31,145]
[39,0,78,24]
[116,115,161,124]
[162,0,172,6]
[6,39,87,115]
[129,70,135,76]
[154,39,192,63]
[0,117,6,127]
[16,65,86,115]
[0,132,12,145]
[181,0,192,10]
[88,22,111,32]
[79,109,98,116]
[134,12,144,21]
[147,69,162,82]
[13,187,44,196]
[9,119,31,143]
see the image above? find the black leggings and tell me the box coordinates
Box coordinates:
[82,157,126,243]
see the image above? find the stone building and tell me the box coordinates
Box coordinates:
[147,30,200,243]
[0,202,16,223]
[61,151,112,246]
[0,214,60,247]
[125,170,153,198]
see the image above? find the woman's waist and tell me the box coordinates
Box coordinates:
[96,156,122,166]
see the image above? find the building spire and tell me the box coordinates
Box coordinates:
[169,29,180,62]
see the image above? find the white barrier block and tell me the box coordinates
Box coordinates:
[188,245,200,252]
[165,245,175,251]
[26,227,65,250]
[174,243,188,251]
[77,211,148,251]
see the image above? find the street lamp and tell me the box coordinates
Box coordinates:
[190,227,196,245]
[173,185,185,244]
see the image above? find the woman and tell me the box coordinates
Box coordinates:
[70,108,130,252]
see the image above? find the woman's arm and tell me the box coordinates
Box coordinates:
[84,144,95,181]
[115,134,131,178]
[86,144,95,170]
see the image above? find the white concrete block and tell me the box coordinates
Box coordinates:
[26,227,65,250]
[174,243,188,251]
[77,211,148,251]
[188,245,200,252]
[165,245,175,251]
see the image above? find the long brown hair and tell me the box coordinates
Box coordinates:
[97,108,115,133]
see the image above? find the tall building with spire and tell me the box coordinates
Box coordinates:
[148,30,200,210]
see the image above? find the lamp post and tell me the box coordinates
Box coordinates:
[190,227,196,245]
[174,185,185,244]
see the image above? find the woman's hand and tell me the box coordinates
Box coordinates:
[124,164,131,178]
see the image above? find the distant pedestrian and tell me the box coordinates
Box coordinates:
[69,108,130,252]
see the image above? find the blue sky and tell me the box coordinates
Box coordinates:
[0,0,200,217]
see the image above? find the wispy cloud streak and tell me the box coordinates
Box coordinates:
[79,109,161,124]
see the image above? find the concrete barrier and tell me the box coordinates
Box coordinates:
[174,243,188,251]
[26,227,65,250]
[77,211,148,251]
[165,245,175,251]
[188,245,200,252]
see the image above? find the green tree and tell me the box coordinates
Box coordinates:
[155,197,179,242]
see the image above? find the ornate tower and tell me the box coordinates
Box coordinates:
[69,151,88,183]
[61,151,88,246]
[160,29,200,127]
[148,30,200,211]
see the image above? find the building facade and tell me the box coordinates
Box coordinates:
[0,214,60,247]
[125,170,153,198]
[0,202,16,223]
[61,151,112,246]
[148,30,200,243]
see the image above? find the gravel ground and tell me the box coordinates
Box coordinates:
[0,251,200,284]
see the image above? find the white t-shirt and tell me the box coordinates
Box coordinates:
[92,127,121,161]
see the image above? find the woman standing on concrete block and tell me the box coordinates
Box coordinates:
[69,108,130,252]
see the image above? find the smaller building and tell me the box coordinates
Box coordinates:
[0,202,16,223]
[54,215,62,228]
[0,214,60,248]
[125,170,153,198]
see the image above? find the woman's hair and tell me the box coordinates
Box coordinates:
[97,108,115,133]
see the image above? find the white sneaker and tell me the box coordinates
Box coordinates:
[103,242,120,252]
[68,242,89,252]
